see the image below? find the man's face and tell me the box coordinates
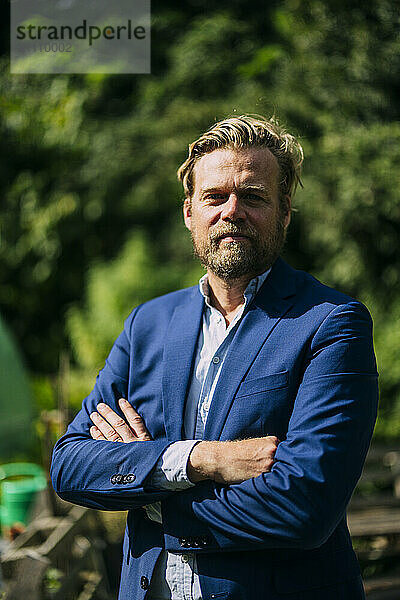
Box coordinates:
[183,147,291,281]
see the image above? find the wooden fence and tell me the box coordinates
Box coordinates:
[0,499,112,600]
[349,445,400,599]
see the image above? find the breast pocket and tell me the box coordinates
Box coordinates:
[235,370,289,398]
[222,371,290,441]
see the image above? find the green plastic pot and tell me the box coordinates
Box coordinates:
[0,462,47,528]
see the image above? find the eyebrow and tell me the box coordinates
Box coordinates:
[237,184,270,194]
[201,184,271,195]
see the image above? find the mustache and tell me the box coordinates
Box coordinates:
[209,224,257,242]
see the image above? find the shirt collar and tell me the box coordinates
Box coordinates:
[199,268,271,309]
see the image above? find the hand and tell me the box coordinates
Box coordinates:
[187,436,279,484]
[89,399,152,442]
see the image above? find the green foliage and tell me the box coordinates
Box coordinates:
[1,0,400,436]
[31,376,56,412]
[67,230,201,370]
[294,124,400,432]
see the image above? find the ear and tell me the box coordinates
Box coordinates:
[183,198,192,231]
[283,195,292,229]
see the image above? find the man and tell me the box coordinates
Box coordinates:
[51,115,378,600]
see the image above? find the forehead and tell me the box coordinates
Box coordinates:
[192,147,280,194]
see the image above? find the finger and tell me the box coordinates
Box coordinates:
[265,435,280,444]
[265,435,280,452]
[90,425,107,441]
[90,411,123,442]
[96,403,137,442]
[118,399,152,441]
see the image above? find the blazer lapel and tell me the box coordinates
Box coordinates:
[203,258,297,441]
[162,287,204,441]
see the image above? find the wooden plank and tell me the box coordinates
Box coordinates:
[38,507,94,563]
[365,574,400,599]
[77,572,108,600]
[0,511,89,579]
[1,507,100,579]
[348,507,400,537]
[4,516,61,552]
[0,504,111,600]
[349,494,400,511]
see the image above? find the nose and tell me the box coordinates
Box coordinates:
[220,193,246,221]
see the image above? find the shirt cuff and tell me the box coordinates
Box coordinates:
[147,440,199,490]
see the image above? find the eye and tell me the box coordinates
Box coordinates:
[242,193,264,204]
[204,193,226,204]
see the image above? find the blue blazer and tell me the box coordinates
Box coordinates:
[51,258,378,600]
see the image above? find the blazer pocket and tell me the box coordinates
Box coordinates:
[236,370,289,398]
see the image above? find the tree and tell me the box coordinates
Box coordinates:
[1,0,399,434]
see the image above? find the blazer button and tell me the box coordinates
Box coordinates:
[125,473,136,483]
[110,474,119,485]
[140,576,149,590]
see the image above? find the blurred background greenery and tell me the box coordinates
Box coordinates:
[1,0,400,450]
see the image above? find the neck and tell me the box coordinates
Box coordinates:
[206,271,253,324]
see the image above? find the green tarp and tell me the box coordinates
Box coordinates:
[0,316,33,458]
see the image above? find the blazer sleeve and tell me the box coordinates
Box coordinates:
[160,301,379,552]
[50,307,174,511]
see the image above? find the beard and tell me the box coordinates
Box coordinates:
[191,217,287,281]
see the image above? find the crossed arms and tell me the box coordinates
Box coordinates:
[89,399,280,485]
[51,301,378,551]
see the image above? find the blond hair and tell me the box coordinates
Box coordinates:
[177,115,303,206]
